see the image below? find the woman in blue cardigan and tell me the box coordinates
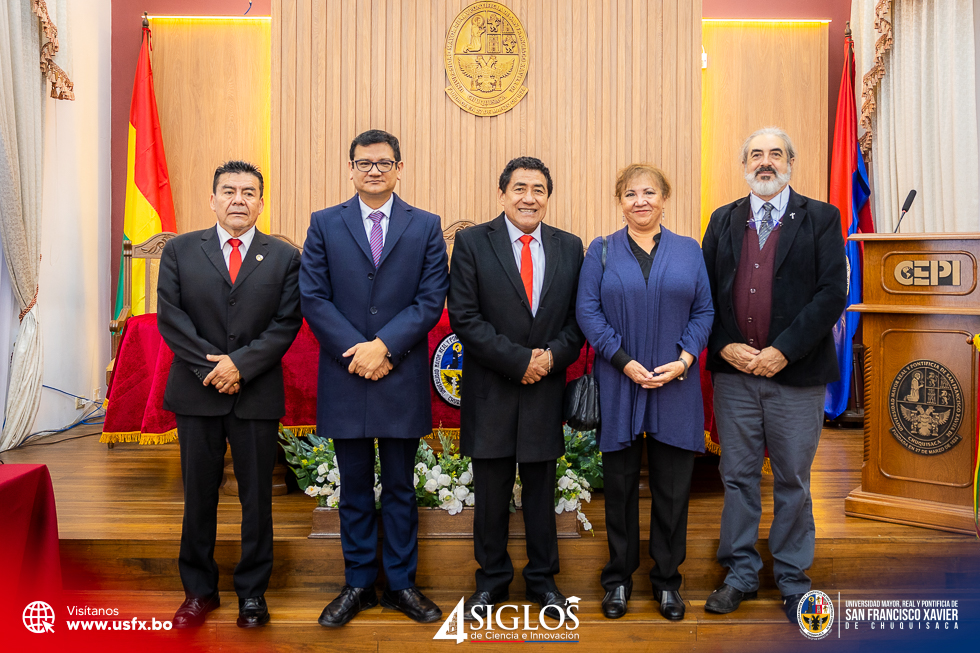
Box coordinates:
[577,164,714,621]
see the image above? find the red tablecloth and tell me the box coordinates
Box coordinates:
[103,310,596,445]
[102,310,734,458]
[102,313,320,444]
[0,464,62,601]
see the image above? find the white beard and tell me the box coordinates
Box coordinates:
[745,165,792,197]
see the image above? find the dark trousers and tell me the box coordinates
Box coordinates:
[176,413,279,599]
[601,436,695,592]
[333,437,420,591]
[473,457,559,596]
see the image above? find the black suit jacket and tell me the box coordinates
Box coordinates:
[157,227,303,418]
[448,215,585,462]
[701,187,847,386]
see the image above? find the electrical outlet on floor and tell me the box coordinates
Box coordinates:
[75,397,86,410]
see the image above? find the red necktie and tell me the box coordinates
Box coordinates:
[519,234,534,307]
[228,238,242,283]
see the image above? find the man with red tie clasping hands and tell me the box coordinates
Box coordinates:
[448,157,585,621]
[157,161,303,629]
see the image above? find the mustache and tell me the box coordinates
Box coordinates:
[755,165,777,176]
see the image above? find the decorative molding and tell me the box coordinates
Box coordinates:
[131,232,177,257]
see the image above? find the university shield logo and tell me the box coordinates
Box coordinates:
[432,333,464,407]
[797,590,834,640]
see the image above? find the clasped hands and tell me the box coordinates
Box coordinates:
[624,359,686,389]
[204,354,242,394]
[720,343,788,377]
[521,348,552,385]
[343,337,392,381]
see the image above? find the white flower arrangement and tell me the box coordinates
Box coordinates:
[280,428,597,531]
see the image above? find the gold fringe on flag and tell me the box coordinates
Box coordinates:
[703,430,772,475]
[703,430,721,456]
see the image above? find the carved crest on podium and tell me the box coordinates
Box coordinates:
[444,2,529,116]
[888,359,963,455]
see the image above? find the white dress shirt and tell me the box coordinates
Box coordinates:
[216,223,256,269]
[358,193,395,246]
[749,184,791,229]
[504,217,545,316]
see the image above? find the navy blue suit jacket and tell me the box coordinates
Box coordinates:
[299,193,449,439]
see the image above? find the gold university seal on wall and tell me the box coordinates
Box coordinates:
[445,2,529,117]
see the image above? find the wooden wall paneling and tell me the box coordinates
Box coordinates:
[324,0,342,221]
[310,0,327,222]
[149,17,273,235]
[280,2,297,239]
[296,0,313,233]
[272,0,701,244]
[272,0,281,238]
[700,20,829,236]
[599,0,612,244]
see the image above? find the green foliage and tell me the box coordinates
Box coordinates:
[562,426,603,490]
[279,424,602,531]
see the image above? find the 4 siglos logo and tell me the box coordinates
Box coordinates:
[434,596,582,644]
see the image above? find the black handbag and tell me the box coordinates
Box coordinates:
[563,238,606,432]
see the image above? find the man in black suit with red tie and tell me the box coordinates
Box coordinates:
[448,157,585,620]
[157,160,302,629]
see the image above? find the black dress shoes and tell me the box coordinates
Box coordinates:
[704,583,757,614]
[463,590,509,622]
[172,593,220,629]
[381,587,443,623]
[601,580,632,619]
[655,589,685,621]
[525,589,568,621]
[318,585,379,627]
[237,596,270,628]
[782,593,807,623]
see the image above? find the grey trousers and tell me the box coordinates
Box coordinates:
[712,372,825,596]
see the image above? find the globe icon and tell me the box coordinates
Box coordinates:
[22,601,55,633]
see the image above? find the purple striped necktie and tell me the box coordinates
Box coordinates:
[368,210,385,266]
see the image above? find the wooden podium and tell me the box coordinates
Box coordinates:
[845,234,979,534]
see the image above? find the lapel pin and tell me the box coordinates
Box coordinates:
[789,213,795,220]
[256,254,264,261]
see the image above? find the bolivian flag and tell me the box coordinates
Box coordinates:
[114,25,177,318]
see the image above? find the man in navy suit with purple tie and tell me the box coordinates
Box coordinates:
[299,130,449,627]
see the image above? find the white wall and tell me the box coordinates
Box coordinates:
[31,0,112,433]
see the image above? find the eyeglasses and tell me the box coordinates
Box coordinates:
[352,159,397,173]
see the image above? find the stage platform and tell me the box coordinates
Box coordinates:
[2,425,978,651]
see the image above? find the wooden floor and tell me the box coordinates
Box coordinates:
[3,425,978,652]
